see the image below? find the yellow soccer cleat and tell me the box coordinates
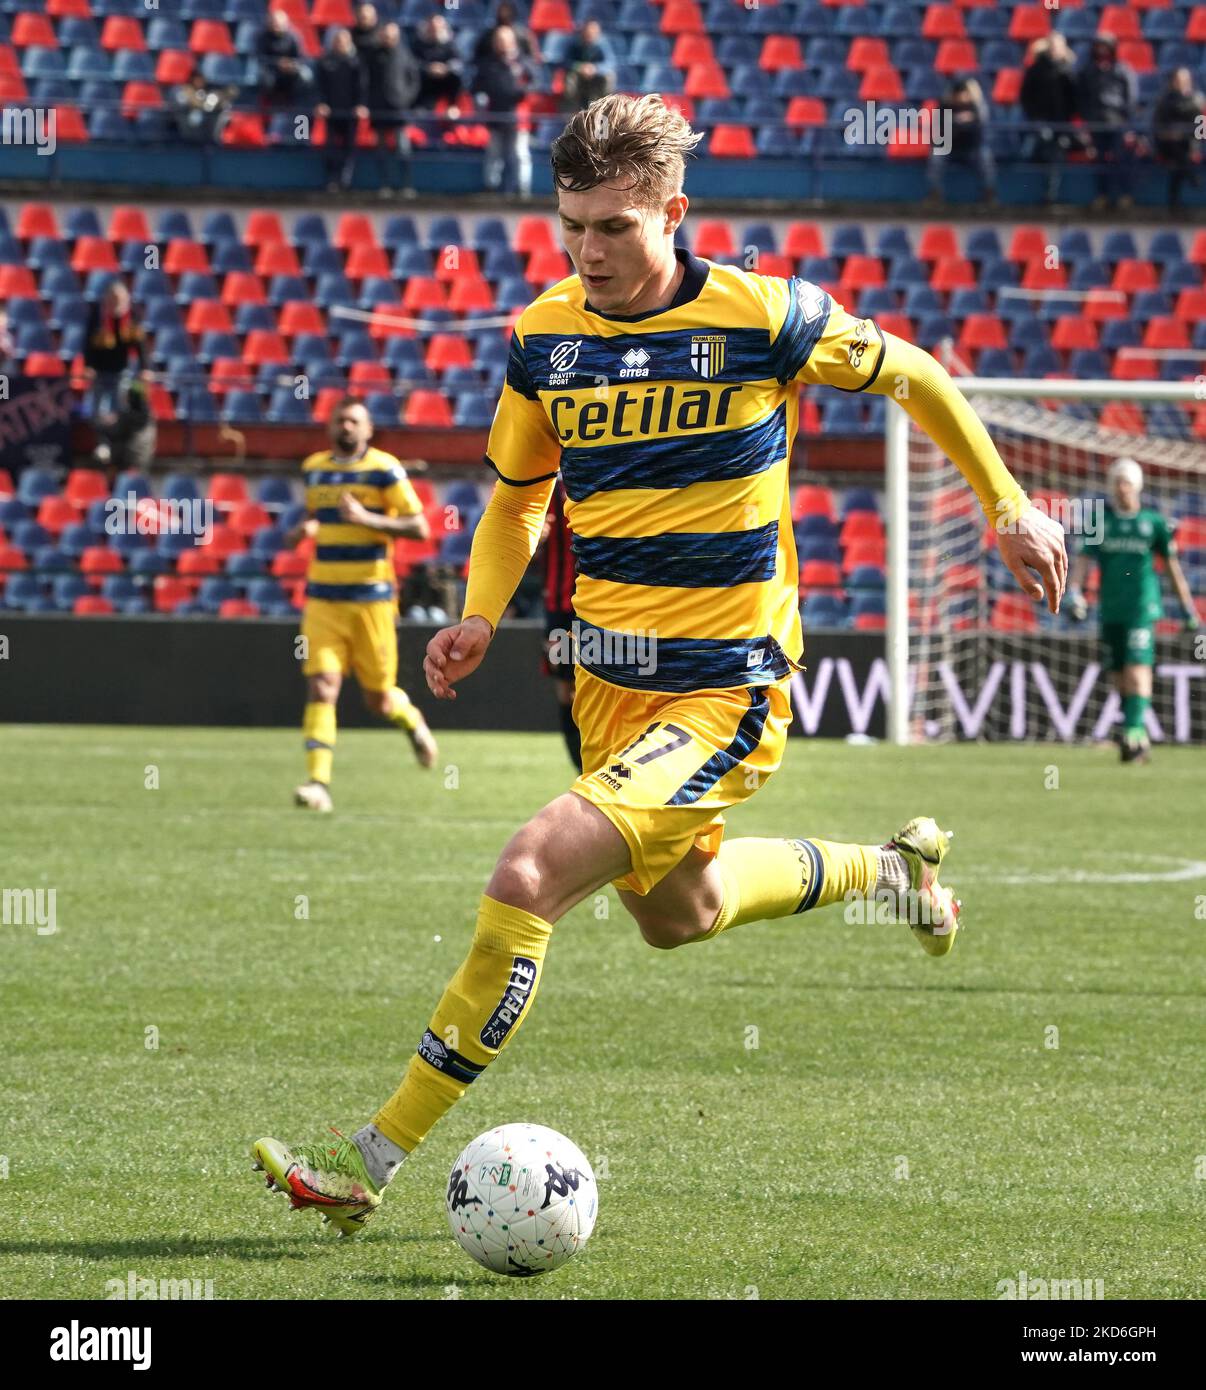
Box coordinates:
[886,816,961,957]
[251,1131,381,1238]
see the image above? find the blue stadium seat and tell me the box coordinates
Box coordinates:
[235,303,275,334]
[1057,229,1092,262]
[52,574,90,611]
[197,578,240,613]
[1101,230,1139,263]
[821,398,865,433]
[22,48,67,80]
[250,527,287,559]
[221,390,263,423]
[1069,260,1110,291]
[89,110,131,141]
[226,552,265,581]
[315,274,355,310]
[797,537,842,565]
[802,593,849,629]
[113,50,155,81]
[847,565,886,592]
[101,575,139,604]
[4,574,45,611]
[17,469,59,507]
[213,242,253,274]
[267,390,312,423]
[126,547,167,572]
[256,477,297,511]
[1022,346,1061,375]
[175,271,219,305]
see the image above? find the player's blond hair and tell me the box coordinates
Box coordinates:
[550,94,703,208]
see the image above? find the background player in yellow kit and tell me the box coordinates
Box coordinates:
[293,397,438,813]
[252,96,1066,1230]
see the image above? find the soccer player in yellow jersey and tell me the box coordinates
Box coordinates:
[292,398,438,814]
[252,97,1067,1232]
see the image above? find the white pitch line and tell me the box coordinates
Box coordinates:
[959,858,1206,885]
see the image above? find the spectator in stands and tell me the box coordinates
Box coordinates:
[472,25,534,196]
[366,22,421,198]
[351,2,380,61]
[473,2,541,68]
[84,280,144,422]
[171,71,238,144]
[413,14,464,115]
[926,76,996,206]
[1020,34,1080,206]
[1153,68,1204,211]
[316,27,369,193]
[92,378,156,473]
[0,307,13,375]
[560,19,617,113]
[256,8,312,108]
[1077,33,1138,211]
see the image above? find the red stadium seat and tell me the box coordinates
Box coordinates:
[278,301,326,336]
[108,205,151,243]
[672,33,714,67]
[121,82,161,115]
[784,222,825,258]
[785,96,826,127]
[854,612,885,631]
[694,219,735,259]
[514,216,557,255]
[37,496,79,534]
[1006,225,1048,262]
[209,358,254,392]
[222,113,266,147]
[1175,517,1206,549]
[1098,401,1145,433]
[921,6,965,40]
[447,278,496,312]
[146,383,175,422]
[48,0,94,14]
[661,1,705,36]
[859,65,904,102]
[684,63,728,99]
[54,103,88,141]
[1117,41,1154,74]
[992,69,1022,105]
[311,0,356,22]
[843,542,887,574]
[185,299,232,334]
[1084,288,1128,320]
[348,361,392,390]
[332,213,377,249]
[840,512,886,546]
[760,36,803,71]
[930,255,976,290]
[177,549,222,577]
[0,468,14,498]
[1111,259,1158,292]
[838,255,885,296]
[523,247,571,285]
[756,253,795,279]
[404,390,454,427]
[1050,318,1098,350]
[254,241,301,277]
[1020,260,1066,290]
[80,547,124,575]
[0,542,28,572]
[344,244,391,279]
[433,246,481,282]
[74,596,114,616]
[64,469,109,508]
[271,551,309,580]
[800,560,842,589]
[1098,5,1142,41]
[23,352,65,376]
[219,599,259,619]
[164,239,210,274]
[228,502,272,537]
[367,303,408,338]
[1142,316,1189,349]
[957,314,1007,352]
[847,38,888,73]
[101,17,147,52]
[793,484,836,520]
[425,334,474,371]
[153,575,193,613]
[190,20,234,56]
[0,265,38,298]
[1112,348,1155,381]
[209,474,250,508]
[1008,8,1051,42]
[242,330,289,364]
[707,124,757,157]
[1174,288,1206,321]
[156,51,194,85]
[935,39,977,74]
[203,524,246,558]
[917,224,959,261]
[528,0,575,33]
[17,204,60,240]
[71,236,118,273]
[11,15,57,48]
[401,276,448,311]
[0,73,28,104]
[221,272,266,306]
[1189,8,1206,43]
[313,388,346,422]
[991,594,1039,631]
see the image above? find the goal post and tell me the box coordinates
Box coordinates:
[884,378,1206,746]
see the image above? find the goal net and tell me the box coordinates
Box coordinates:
[886,380,1206,746]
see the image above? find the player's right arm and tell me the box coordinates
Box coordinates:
[425,324,561,699]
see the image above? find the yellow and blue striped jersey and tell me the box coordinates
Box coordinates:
[483,246,885,691]
[302,445,423,602]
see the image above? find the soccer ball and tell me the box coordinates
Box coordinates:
[445,1123,598,1277]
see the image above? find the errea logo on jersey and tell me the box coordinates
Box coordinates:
[619,345,651,378]
[549,339,582,386]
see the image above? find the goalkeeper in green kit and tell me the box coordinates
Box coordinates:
[1068,458,1199,763]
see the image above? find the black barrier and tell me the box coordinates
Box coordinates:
[0,617,1202,742]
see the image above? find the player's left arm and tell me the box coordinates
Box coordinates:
[1157,521,1198,629]
[793,299,1067,612]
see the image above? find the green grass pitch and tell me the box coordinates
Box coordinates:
[2,723,1203,1300]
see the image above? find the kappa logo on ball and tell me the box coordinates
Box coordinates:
[480,957,538,1049]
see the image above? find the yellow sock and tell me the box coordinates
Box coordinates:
[385,686,421,733]
[374,895,553,1153]
[699,837,880,940]
[302,701,336,784]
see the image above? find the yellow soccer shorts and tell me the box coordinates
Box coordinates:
[300,598,398,693]
[571,667,794,896]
